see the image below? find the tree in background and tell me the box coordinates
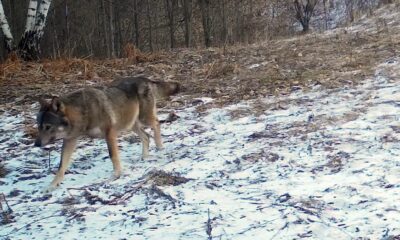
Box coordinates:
[0,0,13,52]
[0,0,52,60]
[18,0,53,60]
[0,0,393,61]
[198,0,212,47]
[293,0,319,32]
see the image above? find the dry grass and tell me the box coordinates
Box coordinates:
[145,170,191,186]
[1,4,400,109]
[123,43,160,64]
[203,60,238,79]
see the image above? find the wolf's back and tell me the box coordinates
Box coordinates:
[112,76,180,100]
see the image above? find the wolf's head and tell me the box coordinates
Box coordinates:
[155,81,180,99]
[34,97,70,147]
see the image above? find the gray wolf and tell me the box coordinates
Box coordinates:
[34,76,179,191]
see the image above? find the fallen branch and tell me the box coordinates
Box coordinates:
[67,178,148,205]
[206,209,212,240]
[270,221,289,240]
[236,218,280,235]
[0,193,12,213]
[147,185,177,203]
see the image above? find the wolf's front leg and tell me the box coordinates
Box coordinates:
[152,119,163,150]
[45,138,77,192]
[105,127,122,179]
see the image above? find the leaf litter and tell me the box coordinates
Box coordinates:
[1,4,400,239]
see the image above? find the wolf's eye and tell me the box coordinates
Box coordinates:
[44,125,51,131]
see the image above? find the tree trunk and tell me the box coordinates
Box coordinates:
[146,0,153,52]
[109,0,115,57]
[165,0,176,49]
[0,0,14,52]
[51,6,60,58]
[293,0,319,33]
[235,0,241,42]
[198,0,211,47]
[101,0,110,57]
[221,0,227,45]
[183,0,192,47]
[115,4,122,57]
[323,0,328,30]
[18,0,53,60]
[65,0,70,56]
[133,0,140,49]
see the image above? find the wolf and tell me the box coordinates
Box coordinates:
[35,76,179,191]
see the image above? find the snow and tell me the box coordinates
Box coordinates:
[1,59,400,239]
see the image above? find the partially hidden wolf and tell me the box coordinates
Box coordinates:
[35,76,180,191]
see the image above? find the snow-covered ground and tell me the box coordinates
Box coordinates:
[1,58,400,239]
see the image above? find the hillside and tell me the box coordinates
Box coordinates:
[1,3,400,240]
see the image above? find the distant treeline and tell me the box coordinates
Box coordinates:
[0,0,392,61]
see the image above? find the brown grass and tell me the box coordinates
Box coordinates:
[1,4,400,109]
[145,170,191,186]
[123,43,160,64]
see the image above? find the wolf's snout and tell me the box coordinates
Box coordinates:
[34,138,42,147]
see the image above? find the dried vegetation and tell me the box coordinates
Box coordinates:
[0,4,399,111]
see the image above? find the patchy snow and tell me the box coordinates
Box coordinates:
[248,61,269,70]
[1,59,400,239]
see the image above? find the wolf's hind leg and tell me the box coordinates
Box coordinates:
[133,122,150,159]
[45,138,77,192]
[106,127,122,179]
[151,118,163,150]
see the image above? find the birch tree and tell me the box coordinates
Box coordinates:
[18,0,53,60]
[0,0,13,51]
[0,0,52,60]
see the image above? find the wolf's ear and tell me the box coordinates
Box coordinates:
[51,96,65,113]
[39,98,50,110]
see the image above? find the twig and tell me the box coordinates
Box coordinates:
[0,214,61,238]
[205,61,217,81]
[148,185,177,203]
[66,178,111,191]
[206,208,212,240]
[108,183,145,205]
[0,193,12,213]
[67,179,147,205]
[314,219,354,239]
[48,150,51,172]
[270,221,289,240]
[236,218,280,235]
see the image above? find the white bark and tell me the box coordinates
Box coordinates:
[18,0,52,59]
[34,0,52,35]
[0,0,14,50]
[25,0,38,32]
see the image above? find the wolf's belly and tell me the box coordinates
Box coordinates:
[87,127,104,138]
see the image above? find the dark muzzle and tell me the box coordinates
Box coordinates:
[34,138,42,147]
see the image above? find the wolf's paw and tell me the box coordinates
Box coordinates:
[112,170,122,180]
[156,144,164,151]
[42,184,57,194]
[141,153,150,160]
